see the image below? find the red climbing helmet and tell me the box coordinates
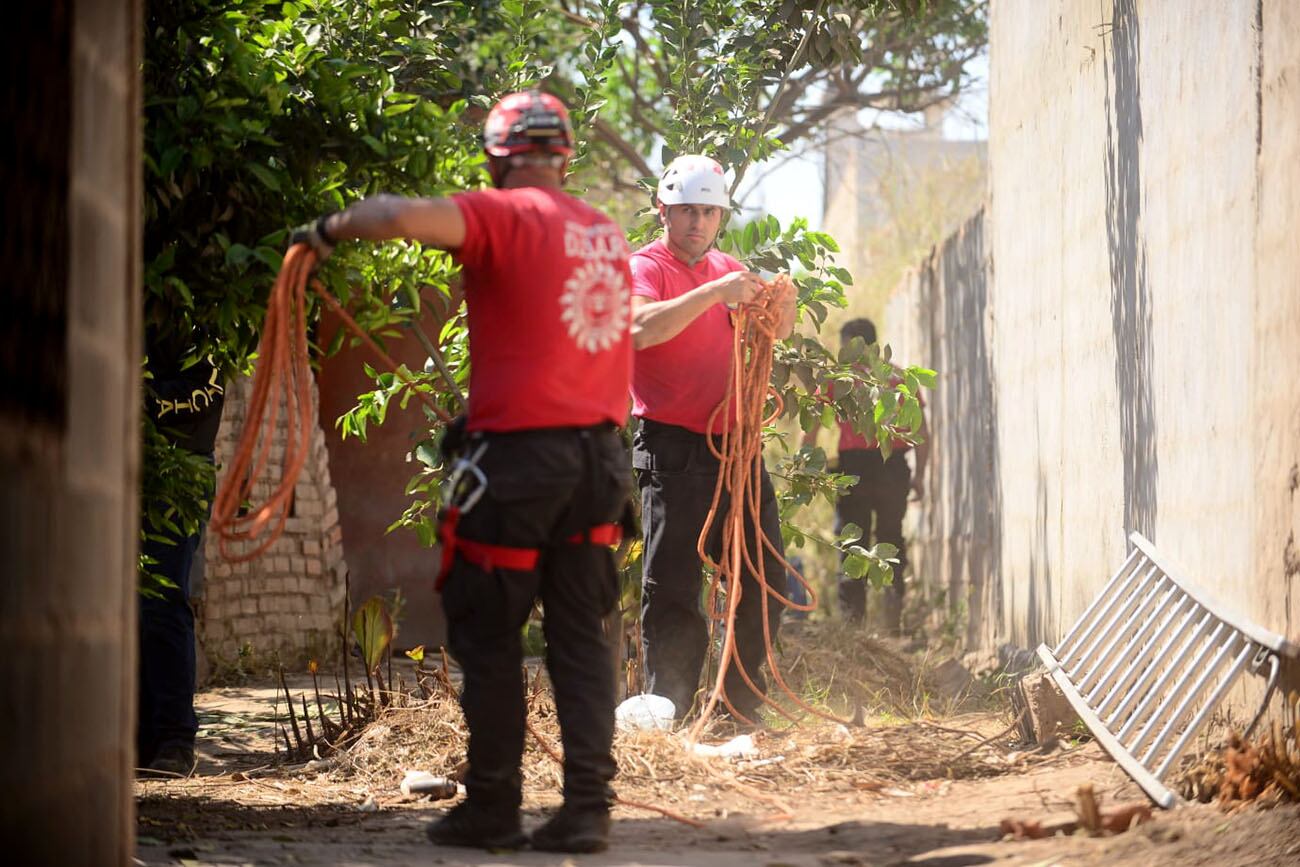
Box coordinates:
[482,90,575,158]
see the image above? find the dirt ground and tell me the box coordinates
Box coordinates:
[136,629,1300,867]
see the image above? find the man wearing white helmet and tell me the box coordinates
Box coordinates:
[628,154,796,723]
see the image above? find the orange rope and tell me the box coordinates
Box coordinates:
[211,243,453,562]
[687,274,850,743]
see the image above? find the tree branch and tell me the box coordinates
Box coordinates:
[591,117,653,177]
[729,0,827,195]
[619,15,671,91]
[613,55,667,137]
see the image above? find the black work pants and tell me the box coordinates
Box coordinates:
[633,419,784,718]
[835,448,911,630]
[439,424,630,814]
[138,521,203,764]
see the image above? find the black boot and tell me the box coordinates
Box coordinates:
[531,805,611,853]
[140,742,195,778]
[426,801,527,850]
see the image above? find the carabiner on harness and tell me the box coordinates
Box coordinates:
[444,441,489,514]
[433,437,628,593]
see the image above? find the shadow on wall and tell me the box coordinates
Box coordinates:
[1105,0,1158,540]
[908,210,1004,648]
[943,212,1004,647]
[1025,470,1055,647]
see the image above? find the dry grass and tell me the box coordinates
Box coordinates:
[767,620,990,720]
[1180,715,1300,810]
[311,627,1022,823]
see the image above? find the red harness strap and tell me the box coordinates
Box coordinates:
[435,507,623,592]
[574,523,623,546]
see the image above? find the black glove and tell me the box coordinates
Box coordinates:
[439,414,468,462]
[288,214,336,263]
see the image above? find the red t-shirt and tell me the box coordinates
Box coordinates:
[838,370,922,452]
[452,187,632,432]
[629,239,742,434]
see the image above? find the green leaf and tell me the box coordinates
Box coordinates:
[414,441,439,469]
[352,597,394,674]
[843,552,869,579]
[872,542,899,560]
[836,522,863,544]
[224,243,253,267]
[245,163,281,192]
[251,246,283,271]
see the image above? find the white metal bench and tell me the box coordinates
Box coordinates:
[1037,531,1298,808]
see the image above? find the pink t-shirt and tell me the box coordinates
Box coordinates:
[629,239,741,434]
[453,187,633,432]
[838,371,922,452]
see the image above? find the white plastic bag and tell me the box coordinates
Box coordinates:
[689,734,756,759]
[615,694,676,732]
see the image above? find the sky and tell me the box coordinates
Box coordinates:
[735,54,989,231]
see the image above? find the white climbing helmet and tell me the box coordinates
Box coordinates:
[656,155,730,207]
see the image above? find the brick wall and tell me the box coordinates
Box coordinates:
[201,375,347,667]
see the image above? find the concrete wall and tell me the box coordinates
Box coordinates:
[885,210,1001,646]
[0,1,141,861]
[886,0,1300,656]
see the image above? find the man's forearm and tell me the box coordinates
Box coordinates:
[631,283,721,349]
[324,195,407,242]
[323,195,466,249]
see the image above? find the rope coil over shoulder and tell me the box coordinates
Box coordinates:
[211,243,453,562]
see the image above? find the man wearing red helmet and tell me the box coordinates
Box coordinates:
[293,90,632,854]
[628,155,796,724]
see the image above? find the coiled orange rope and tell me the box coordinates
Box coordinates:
[211,243,452,562]
[687,274,849,743]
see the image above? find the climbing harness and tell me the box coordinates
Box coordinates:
[432,437,626,590]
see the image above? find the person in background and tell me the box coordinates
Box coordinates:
[810,317,929,634]
[138,330,225,778]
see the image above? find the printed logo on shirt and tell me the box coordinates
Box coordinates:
[561,260,628,353]
[564,221,630,262]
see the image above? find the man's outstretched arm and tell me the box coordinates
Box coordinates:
[323,195,467,250]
